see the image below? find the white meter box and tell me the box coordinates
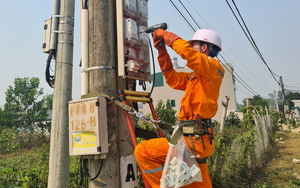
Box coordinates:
[137,0,148,22]
[124,18,138,45]
[123,0,136,17]
[69,97,108,156]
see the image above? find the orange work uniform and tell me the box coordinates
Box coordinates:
[134,38,225,188]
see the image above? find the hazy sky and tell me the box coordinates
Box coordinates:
[0,0,299,106]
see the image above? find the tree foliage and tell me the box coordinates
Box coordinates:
[242,95,269,108]
[224,112,241,128]
[155,99,177,125]
[0,77,49,132]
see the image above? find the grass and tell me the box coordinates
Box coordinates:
[253,133,300,187]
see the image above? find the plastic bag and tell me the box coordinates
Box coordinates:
[160,135,203,188]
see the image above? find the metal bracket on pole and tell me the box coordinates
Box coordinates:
[52,15,74,19]
[58,41,74,45]
[82,66,113,72]
[60,21,75,26]
[52,30,74,35]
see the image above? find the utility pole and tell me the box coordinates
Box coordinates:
[48,0,75,187]
[280,76,290,125]
[274,90,279,112]
[87,1,127,187]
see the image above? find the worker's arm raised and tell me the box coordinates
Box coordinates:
[172,39,220,80]
[153,33,191,91]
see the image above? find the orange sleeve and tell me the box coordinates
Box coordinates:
[171,39,221,80]
[163,69,192,91]
[157,47,192,91]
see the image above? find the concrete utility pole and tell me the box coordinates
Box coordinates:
[219,96,230,134]
[87,1,131,187]
[274,90,279,112]
[48,0,75,187]
[280,76,290,125]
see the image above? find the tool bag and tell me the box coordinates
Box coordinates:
[160,135,203,188]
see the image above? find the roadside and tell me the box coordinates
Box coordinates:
[253,131,300,187]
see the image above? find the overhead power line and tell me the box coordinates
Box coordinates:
[170,0,261,96]
[184,0,274,92]
[225,0,281,86]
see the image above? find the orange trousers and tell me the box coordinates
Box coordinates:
[134,135,214,188]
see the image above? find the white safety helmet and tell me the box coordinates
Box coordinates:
[188,29,222,52]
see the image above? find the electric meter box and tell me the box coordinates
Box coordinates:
[123,0,136,17]
[138,26,149,49]
[137,0,148,21]
[124,18,138,44]
[43,18,52,53]
[68,97,108,156]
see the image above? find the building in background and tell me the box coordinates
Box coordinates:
[141,63,237,123]
[291,100,300,121]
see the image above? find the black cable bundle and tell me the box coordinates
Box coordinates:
[45,49,55,88]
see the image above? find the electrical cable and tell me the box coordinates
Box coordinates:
[218,54,259,96]
[174,0,266,96]
[169,0,196,32]
[45,49,55,88]
[225,0,281,86]
[82,158,104,181]
[183,0,274,91]
[178,0,202,29]
[149,38,155,95]
[232,0,281,80]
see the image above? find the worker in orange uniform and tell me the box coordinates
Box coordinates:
[134,28,225,188]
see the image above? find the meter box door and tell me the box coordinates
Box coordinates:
[43,18,52,53]
[69,97,108,156]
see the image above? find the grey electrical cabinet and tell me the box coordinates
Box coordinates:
[43,18,52,53]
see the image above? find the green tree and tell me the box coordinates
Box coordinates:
[155,99,177,124]
[1,77,48,132]
[224,112,241,128]
[43,93,54,110]
[256,98,268,107]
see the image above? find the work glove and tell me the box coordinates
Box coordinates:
[152,29,181,48]
[151,32,173,72]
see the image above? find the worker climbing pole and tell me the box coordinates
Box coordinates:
[134,28,225,188]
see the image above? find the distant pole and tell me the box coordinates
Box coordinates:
[214,96,229,171]
[246,98,249,107]
[273,90,279,112]
[280,76,289,125]
[219,96,230,134]
[48,0,75,187]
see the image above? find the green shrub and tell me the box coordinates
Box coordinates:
[224,112,241,128]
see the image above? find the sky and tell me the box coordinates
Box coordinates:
[0,0,299,107]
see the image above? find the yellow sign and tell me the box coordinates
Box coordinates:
[72,132,97,155]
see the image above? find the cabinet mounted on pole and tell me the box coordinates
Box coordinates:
[117,0,152,82]
[68,97,108,156]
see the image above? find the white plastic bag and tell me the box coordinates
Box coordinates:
[160,136,203,188]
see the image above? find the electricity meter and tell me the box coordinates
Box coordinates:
[137,0,148,22]
[124,18,138,45]
[138,26,149,49]
[123,0,136,17]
